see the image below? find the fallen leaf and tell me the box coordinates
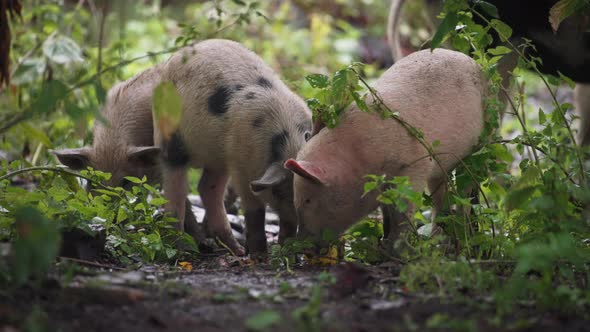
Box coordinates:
[179,261,193,272]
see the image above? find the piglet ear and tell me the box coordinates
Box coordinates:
[284,159,325,185]
[250,162,289,194]
[51,148,92,170]
[128,146,160,167]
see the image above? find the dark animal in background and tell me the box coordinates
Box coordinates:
[388,0,590,144]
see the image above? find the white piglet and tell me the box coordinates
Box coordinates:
[285,49,484,245]
[155,39,312,255]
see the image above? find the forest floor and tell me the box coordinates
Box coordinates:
[2,249,590,332]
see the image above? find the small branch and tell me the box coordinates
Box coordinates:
[96,1,108,80]
[59,256,125,271]
[0,166,110,190]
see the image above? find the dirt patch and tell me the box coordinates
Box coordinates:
[1,256,589,332]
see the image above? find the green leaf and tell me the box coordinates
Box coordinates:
[474,0,499,18]
[488,46,512,56]
[32,80,68,115]
[306,74,329,88]
[538,108,547,125]
[490,19,512,42]
[152,81,183,140]
[149,197,168,206]
[42,35,84,64]
[431,11,459,50]
[124,176,143,184]
[505,185,538,211]
[19,123,53,148]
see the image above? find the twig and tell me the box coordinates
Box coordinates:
[0,165,110,190]
[215,236,237,257]
[96,1,108,79]
[59,256,125,271]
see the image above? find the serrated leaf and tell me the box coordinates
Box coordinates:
[306,74,329,88]
[152,81,183,140]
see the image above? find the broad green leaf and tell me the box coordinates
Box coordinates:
[152,81,183,140]
[505,185,538,211]
[305,74,329,88]
[42,35,84,64]
[431,11,459,50]
[474,0,499,18]
[490,19,512,42]
[32,79,68,115]
[488,46,512,56]
[124,176,143,184]
[19,123,53,148]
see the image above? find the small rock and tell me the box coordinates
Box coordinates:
[265,224,279,235]
[188,194,204,208]
[265,212,280,225]
[369,299,406,311]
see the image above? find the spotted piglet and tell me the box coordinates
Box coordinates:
[286,49,485,247]
[155,39,312,255]
[53,67,206,242]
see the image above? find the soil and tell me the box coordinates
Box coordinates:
[1,254,589,332]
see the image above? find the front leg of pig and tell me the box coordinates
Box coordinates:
[198,169,245,256]
[236,188,268,255]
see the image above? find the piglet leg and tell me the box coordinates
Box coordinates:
[198,169,245,256]
[163,166,188,231]
[244,206,267,255]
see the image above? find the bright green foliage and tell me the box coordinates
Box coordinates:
[305,63,365,128]
[11,207,61,286]
[0,163,197,265]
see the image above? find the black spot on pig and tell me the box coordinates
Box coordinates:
[270,130,289,162]
[208,86,233,115]
[257,77,273,89]
[234,84,244,91]
[162,132,190,167]
[246,92,257,100]
[252,116,265,128]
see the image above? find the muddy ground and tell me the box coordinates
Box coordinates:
[2,252,589,332]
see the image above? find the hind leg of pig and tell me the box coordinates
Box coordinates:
[198,169,245,256]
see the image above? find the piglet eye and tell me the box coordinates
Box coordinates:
[304,198,311,204]
[304,131,312,142]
